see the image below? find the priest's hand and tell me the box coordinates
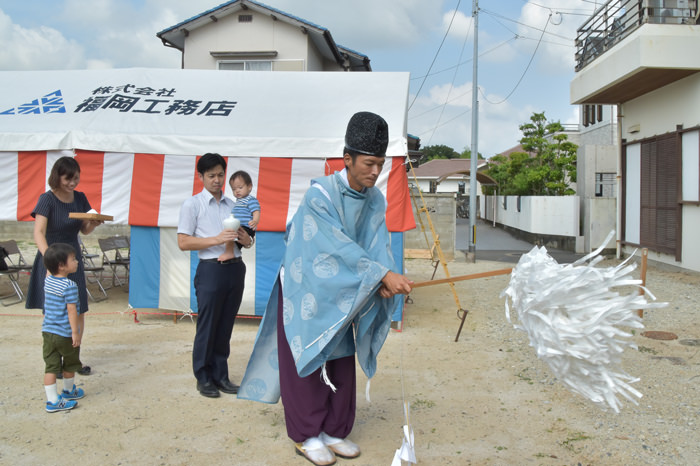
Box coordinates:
[378,271,414,298]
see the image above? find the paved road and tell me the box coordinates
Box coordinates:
[456,218,585,264]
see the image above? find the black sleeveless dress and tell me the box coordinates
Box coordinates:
[25,191,91,313]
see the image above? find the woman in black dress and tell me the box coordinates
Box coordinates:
[26,156,103,374]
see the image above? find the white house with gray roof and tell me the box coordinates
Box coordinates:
[156,0,371,72]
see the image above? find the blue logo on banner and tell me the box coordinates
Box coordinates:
[0,90,66,115]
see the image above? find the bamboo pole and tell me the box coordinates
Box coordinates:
[412,268,513,288]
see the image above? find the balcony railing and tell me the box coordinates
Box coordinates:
[575,0,698,71]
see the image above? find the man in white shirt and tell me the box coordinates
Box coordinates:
[177,153,253,398]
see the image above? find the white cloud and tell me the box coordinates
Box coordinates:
[408,73,575,157]
[0,0,448,71]
[516,0,589,74]
[565,105,580,126]
[0,9,87,70]
[85,59,114,69]
[52,0,184,68]
[480,37,519,64]
[0,0,583,156]
[444,9,474,40]
[263,0,445,50]
[408,83,536,157]
[415,81,473,108]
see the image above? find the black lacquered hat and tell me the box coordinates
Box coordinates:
[344,111,388,157]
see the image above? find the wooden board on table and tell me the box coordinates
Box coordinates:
[68,213,114,221]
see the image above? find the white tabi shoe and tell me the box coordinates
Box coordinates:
[320,432,361,459]
[295,436,336,466]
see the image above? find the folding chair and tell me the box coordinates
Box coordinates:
[79,236,108,302]
[98,236,130,288]
[0,240,33,306]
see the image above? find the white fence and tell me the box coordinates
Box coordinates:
[482,195,580,236]
[481,195,618,253]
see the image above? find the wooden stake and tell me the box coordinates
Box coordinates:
[637,248,648,318]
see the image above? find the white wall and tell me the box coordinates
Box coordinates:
[415,178,474,194]
[620,75,700,272]
[183,10,320,71]
[483,196,580,237]
[622,74,700,141]
[416,177,470,194]
[681,206,700,271]
[577,144,618,199]
[586,198,617,250]
[682,130,699,202]
[624,143,641,245]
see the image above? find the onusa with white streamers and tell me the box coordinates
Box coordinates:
[501,232,666,413]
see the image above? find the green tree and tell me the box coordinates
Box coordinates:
[484,112,577,195]
[458,148,485,159]
[422,144,459,160]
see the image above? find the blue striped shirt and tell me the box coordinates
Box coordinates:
[42,275,79,338]
[232,195,261,227]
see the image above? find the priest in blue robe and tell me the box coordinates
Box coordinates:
[239,111,414,465]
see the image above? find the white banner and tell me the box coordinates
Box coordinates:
[0,68,409,158]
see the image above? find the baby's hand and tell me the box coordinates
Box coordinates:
[248,219,258,229]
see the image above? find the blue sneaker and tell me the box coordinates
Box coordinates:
[62,385,85,400]
[46,397,77,413]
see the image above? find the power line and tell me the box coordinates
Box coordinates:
[516,35,573,48]
[481,8,572,41]
[426,9,473,146]
[519,0,601,11]
[409,37,517,81]
[417,106,472,139]
[408,0,462,111]
[411,1,592,145]
[527,1,597,14]
[479,12,552,105]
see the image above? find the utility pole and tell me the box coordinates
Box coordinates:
[468,0,479,260]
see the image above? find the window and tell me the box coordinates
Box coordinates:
[595,172,616,197]
[639,133,680,257]
[219,61,272,71]
[582,104,604,127]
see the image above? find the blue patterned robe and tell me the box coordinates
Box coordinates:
[238,172,400,403]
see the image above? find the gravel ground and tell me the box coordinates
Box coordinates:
[1,245,698,465]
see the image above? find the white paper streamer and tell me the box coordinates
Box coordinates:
[501,232,666,413]
[320,363,337,392]
[391,403,416,465]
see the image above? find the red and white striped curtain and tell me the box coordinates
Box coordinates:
[0,150,416,232]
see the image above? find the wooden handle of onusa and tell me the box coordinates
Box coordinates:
[411,268,513,288]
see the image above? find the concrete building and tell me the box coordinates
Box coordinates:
[156,0,371,72]
[576,104,619,252]
[571,0,700,271]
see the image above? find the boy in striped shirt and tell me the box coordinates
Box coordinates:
[42,243,86,413]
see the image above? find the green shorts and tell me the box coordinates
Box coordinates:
[42,332,82,374]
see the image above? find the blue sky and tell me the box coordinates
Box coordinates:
[0,0,601,157]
